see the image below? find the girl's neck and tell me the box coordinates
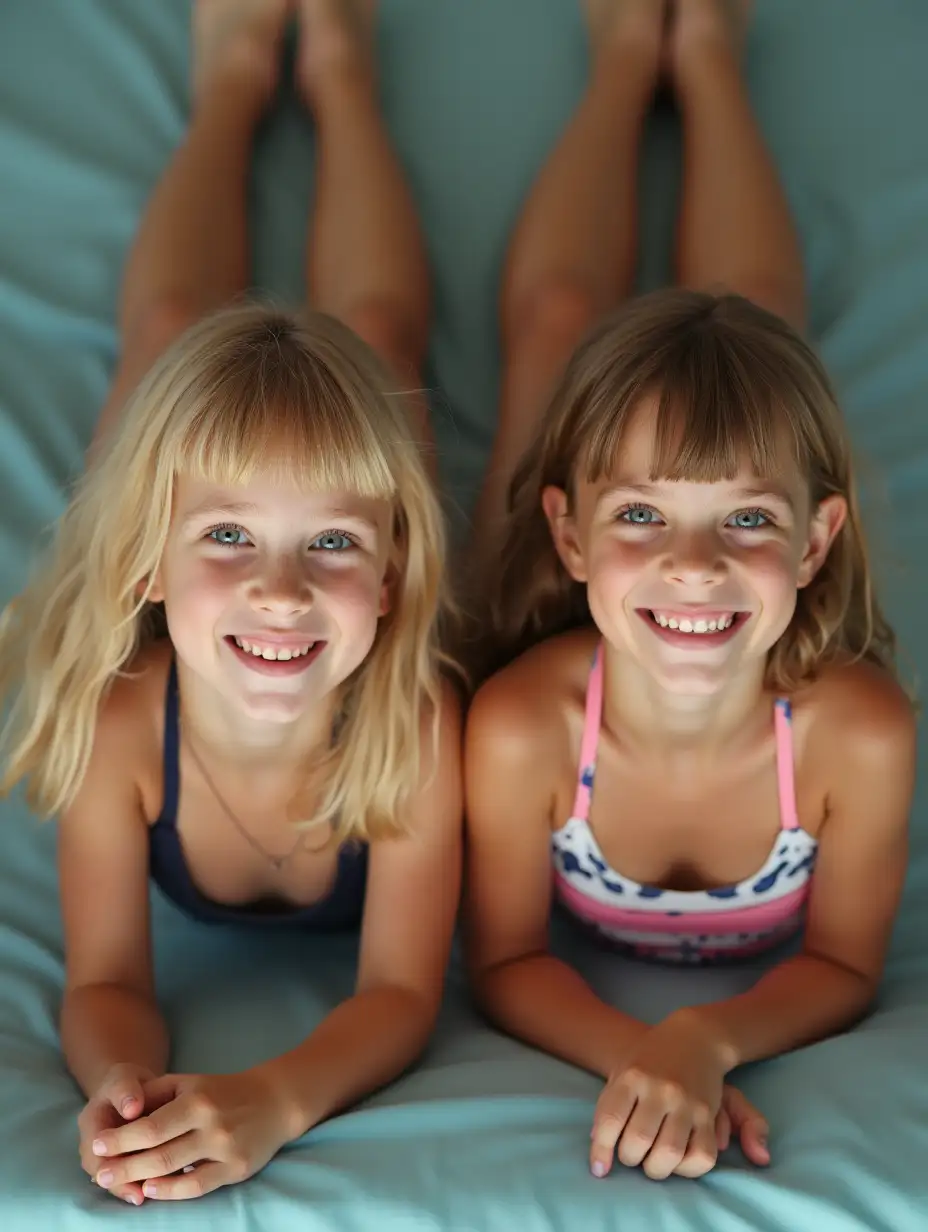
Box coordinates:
[600,644,770,759]
[175,660,337,771]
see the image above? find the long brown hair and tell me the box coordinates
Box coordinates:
[489,289,896,689]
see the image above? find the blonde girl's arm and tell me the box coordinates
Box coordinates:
[252,680,464,1137]
[679,667,916,1072]
[59,684,168,1097]
[464,666,649,1077]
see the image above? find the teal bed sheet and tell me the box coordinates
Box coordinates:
[1,1,927,1228]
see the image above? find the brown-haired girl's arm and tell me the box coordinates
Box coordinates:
[463,669,648,1077]
[88,680,464,1202]
[464,665,771,1181]
[58,686,168,1206]
[678,669,916,1069]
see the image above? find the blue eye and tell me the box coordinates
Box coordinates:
[312,531,355,552]
[728,509,770,530]
[621,505,662,526]
[209,525,250,547]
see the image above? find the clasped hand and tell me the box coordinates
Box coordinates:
[81,1065,294,1204]
[590,1012,770,1181]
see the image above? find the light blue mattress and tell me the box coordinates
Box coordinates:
[1,1,927,1228]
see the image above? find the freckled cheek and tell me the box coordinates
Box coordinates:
[309,564,383,621]
[587,537,648,594]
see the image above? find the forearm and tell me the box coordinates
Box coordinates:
[256,984,437,1140]
[60,983,169,1096]
[688,953,877,1071]
[476,953,648,1078]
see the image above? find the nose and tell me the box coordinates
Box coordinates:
[247,554,313,616]
[662,529,727,588]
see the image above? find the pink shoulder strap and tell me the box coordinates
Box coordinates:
[774,698,800,831]
[570,643,604,821]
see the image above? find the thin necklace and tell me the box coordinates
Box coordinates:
[180,722,309,873]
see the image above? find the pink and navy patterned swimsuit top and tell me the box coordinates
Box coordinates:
[551,644,817,965]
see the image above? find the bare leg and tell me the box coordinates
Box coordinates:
[297,0,433,459]
[470,0,665,572]
[669,0,805,328]
[91,0,291,452]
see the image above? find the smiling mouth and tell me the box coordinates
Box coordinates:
[228,636,320,662]
[639,610,750,637]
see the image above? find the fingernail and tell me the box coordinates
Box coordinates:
[143,1182,158,1198]
[591,1160,607,1178]
[183,1165,195,1174]
[97,1170,114,1188]
[121,1097,137,1115]
[92,1139,108,1156]
[124,1194,141,1206]
[758,1136,768,1150]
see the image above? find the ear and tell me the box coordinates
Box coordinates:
[797,494,847,589]
[140,566,164,604]
[378,560,395,618]
[541,485,587,583]
[378,579,391,617]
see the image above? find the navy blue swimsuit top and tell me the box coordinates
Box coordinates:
[148,660,368,928]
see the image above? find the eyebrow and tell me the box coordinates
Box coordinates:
[180,501,381,532]
[180,501,260,528]
[597,482,796,510]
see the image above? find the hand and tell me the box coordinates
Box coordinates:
[716,1083,770,1168]
[590,1010,731,1180]
[79,1062,157,1206]
[90,1069,294,1201]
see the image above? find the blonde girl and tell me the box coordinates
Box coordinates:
[1,305,461,1205]
[465,289,915,1183]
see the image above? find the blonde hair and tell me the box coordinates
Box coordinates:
[490,289,897,689]
[1,303,453,841]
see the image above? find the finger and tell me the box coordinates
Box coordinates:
[590,1087,638,1178]
[737,1113,771,1167]
[642,1109,693,1181]
[616,1099,667,1170]
[95,1131,201,1190]
[715,1106,732,1152]
[103,1073,147,1122]
[139,1075,185,1113]
[140,1161,228,1201]
[724,1088,770,1167]
[674,1119,718,1179]
[94,1177,146,1207]
[93,1095,196,1159]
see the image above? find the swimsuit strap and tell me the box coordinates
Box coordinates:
[773,697,800,831]
[160,658,181,827]
[570,645,801,832]
[570,644,605,822]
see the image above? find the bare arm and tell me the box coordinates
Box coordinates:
[686,676,916,1071]
[465,671,647,1079]
[59,695,168,1095]
[256,682,464,1137]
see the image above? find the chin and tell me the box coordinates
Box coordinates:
[234,690,319,725]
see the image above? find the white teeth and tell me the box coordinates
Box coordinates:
[233,637,314,661]
[651,613,736,635]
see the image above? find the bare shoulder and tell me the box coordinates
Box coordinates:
[467,628,596,769]
[796,658,916,774]
[87,639,172,818]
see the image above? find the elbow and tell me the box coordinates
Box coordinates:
[806,950,882,1018]
[467,950,545,1020]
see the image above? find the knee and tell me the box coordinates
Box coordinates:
[341,301,424,380]
[505,280,600,361]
